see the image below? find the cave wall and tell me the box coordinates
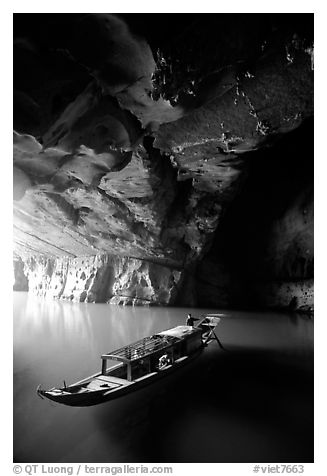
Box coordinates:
[13,14,314,311]
[195,120,314,312]
[22,254,182,306]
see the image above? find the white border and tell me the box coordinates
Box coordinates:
[3,2,326,475]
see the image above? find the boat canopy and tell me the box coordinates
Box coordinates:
[101,333,181,364]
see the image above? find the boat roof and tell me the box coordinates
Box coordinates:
[158,325,202,339]
[102,326,200,363]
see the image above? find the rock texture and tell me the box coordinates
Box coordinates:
[23,254,182,306]
[13,14,314,310]
[194,120,314,312]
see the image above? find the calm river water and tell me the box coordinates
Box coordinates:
[13,292,313,463]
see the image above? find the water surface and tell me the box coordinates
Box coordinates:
[13,292,313,462]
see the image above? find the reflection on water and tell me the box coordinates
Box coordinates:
[13,292,313,463]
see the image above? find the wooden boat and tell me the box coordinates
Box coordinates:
[37,315,223,407]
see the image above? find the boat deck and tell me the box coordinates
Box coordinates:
[87,354,192,391]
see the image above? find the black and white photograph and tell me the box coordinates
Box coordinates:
[10,4,318,471]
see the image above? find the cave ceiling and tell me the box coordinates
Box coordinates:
[13,13,314,268]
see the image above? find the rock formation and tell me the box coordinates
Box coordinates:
[23,254,181,306]
[13,14,314,311]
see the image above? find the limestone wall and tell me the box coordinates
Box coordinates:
[22,254,182,306]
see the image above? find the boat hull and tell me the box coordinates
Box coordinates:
[37,387,110,407]
[37,348,203,407]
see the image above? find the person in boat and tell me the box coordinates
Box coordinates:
[186,313,199,327]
